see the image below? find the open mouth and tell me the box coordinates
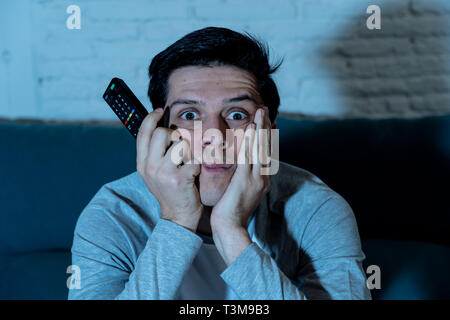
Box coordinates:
[202,163,233,173]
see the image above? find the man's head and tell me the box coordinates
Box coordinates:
[147,27,282,206]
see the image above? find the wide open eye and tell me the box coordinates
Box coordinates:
[226,111,247,121]
[180,110,199,121]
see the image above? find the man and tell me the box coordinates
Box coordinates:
[68,27,371,300]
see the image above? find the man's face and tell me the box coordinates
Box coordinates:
[165,65,264,206]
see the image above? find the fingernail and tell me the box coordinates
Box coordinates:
[155,108,164,112]
[256,108,264,121]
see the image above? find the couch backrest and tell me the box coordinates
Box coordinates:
[0,121,136,256]
[1,115,449,256]
[276,115,450,246]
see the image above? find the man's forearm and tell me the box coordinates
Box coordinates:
[212,224,252,266]
[118,218,203,299]
[70,217,203,300]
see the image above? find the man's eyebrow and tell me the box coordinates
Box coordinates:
[167,99,205,109]
[167,94,258,108]
[223,94,258,105]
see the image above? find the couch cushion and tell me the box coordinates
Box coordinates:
[0,121,136,256]
[362,239,450,299]
[0,250,71,299]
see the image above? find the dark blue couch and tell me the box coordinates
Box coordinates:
[1,115,449,299]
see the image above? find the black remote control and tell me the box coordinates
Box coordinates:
[103,78,169,138]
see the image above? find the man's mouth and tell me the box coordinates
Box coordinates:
[202,163,233,173]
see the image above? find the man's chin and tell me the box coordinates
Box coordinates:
[198,170,233,207]
[199,192,223,207]
[199,184,227,207]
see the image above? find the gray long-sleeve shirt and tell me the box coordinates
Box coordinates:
[68,161,371,300]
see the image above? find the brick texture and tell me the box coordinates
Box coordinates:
[1,0,449,120]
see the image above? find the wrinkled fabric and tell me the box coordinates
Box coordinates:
[69,162,371,300]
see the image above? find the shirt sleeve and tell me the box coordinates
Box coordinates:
[220,196,372,300]
[68,206,203,300]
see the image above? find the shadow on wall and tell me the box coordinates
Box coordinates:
[304,0,450,299]
[299,0,450,246]
[316,0,450,119]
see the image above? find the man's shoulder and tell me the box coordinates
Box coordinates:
[253,162,359,274]
[270,161,338,202]
[72,171,159,269]
[76,171,160,234]
[268,161,350,219]
[95,171,156,205]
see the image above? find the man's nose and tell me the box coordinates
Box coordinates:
[202,117,228,148]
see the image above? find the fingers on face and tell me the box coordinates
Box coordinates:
[166,138,190,166]
[248,123,256,167]
[176,138,201,178]
[148,127,174,162]
[137,108,164,172]
[252,109,271,192]
[237,107,270,174]
[179,159,201,178]
[254,106,271,128]
[136,107,199,177]
[252,107,271,176]
[236,122,256,174]
[154,130,198,177]
[237,120,270,193]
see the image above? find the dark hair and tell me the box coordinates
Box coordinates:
[147,27,283,122]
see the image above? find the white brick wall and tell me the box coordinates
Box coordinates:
[1,0,449,120]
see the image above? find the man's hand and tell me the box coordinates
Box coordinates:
[210,108,271,265]
[137,108,203,233]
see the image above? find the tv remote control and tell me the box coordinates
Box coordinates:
[103,78,169,139]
